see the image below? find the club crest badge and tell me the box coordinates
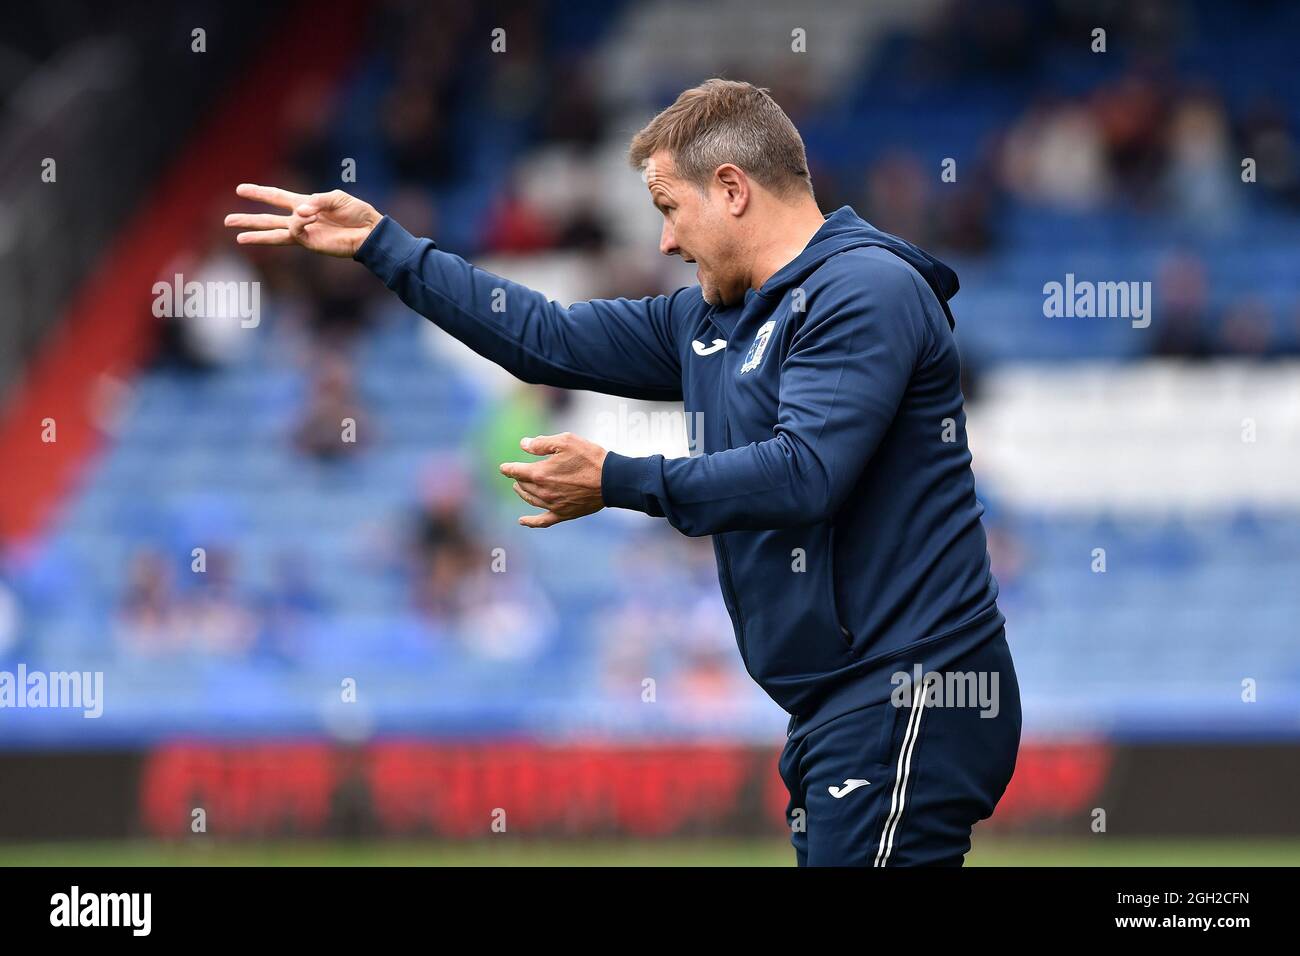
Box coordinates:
[740,320,775,374]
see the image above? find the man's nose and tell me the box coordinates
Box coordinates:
[659,221,678,257]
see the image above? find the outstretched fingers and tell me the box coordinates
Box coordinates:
[511,482,553,509]
[224,213,291,230]
[230,185,315,246]
[235,183,310,210]
[235,228,294,246]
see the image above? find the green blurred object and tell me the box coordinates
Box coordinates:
[476,384,553,508]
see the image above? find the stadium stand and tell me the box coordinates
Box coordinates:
[2,0,1297,749]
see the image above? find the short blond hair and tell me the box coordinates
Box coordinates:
[628,79,813,198]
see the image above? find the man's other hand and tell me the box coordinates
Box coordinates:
[225,185,381,258]
[500,433,608,529]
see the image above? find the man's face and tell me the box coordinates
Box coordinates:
[644,151,745,306]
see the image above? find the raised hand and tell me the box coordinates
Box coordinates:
[225,184,382,258]
[500,433,609,529]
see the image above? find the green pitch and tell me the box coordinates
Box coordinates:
[1,837,1298,866]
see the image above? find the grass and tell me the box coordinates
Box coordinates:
[1,837,1298,867]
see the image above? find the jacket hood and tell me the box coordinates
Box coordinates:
[756,205,960,329]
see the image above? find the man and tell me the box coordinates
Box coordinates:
[226,79,1020,866]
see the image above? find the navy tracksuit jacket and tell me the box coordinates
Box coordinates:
[355,206,1021,865]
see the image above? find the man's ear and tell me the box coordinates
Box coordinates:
[714,163,750,216]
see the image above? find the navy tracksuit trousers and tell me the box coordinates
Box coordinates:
[779,630,1021,867]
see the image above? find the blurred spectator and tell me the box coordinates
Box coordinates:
[484,2,547,123]
[483,179,557,253]
[115,549,183,655]
[154,221,260,373]
[380,84,457,186]
[539,60,607,149]
[293,349,370,461]
[1150,252,1212,359]
[553,203,610,253]
[934,155,999,254]
[407,455,554,659]
[863,150,931,243]
[383,186,439,242]
[256,553,326,665]
[112,545,263,660]
[1238,95,1300,206]
[922,0,1037,77]
[182,548,258,657]
[1092,73,1168,206]
[304,255,377,346]
[281,80,342,186]
[858,148,998,254]
[1000,100,1112,208]
[1217,298,1275,357]
[452,569,556,661]
[1164,93,1239,225]
[597,529,742,703]
[411,479,478,622]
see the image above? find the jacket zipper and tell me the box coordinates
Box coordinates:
[714,308,748,671]
[715,534,748,670]
[826,524,854,652]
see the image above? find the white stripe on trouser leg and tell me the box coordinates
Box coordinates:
[873,675,934,867]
